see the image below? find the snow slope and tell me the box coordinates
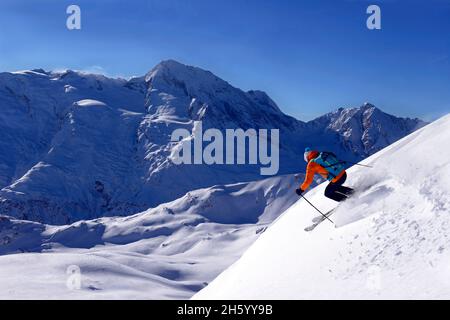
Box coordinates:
[194,113,450,299]
[0,174,300,299]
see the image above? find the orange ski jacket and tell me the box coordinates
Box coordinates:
[300,150,346,191]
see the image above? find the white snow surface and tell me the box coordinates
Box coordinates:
[0,174,299,299]
[194,114,450,300]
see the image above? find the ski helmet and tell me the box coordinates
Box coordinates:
[304,147,311,162]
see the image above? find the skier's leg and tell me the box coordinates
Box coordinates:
[333,172,354,195]
[338,185,354,195]
[334,172,347,185]
[324,182,347,202]
[325,189,347,202]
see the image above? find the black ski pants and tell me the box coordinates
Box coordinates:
[324,172,354,202]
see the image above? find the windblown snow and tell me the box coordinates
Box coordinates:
[194,114,450,299]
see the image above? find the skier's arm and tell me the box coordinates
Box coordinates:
[300,162,317,191]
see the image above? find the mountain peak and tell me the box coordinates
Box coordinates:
[31,68,48,75]
[336,102,378,115]
[148,59,187,77]
[308,103,426,156]
[145,59,225,85]
[144,60,288,124]
[362,102,376,109]
[153,59,190,70]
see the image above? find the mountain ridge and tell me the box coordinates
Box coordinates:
[0,60,425,224]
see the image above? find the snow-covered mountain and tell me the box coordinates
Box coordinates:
[0,174,299,299]
[194,114,450,299]
[0,60,425,224]
[312,104,425,156]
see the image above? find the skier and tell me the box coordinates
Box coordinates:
[295,148,354,202]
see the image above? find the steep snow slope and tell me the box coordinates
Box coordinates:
[0,61,424,224]
[194,114,450,299]
[0,174,300,299]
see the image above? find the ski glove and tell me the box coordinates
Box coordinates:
[295,188,304,196]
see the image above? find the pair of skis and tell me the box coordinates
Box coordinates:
[304,208,336,232]
[303,192,354,232]
[302,190,351,232]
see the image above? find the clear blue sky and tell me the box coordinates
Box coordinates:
[0,0,449,121]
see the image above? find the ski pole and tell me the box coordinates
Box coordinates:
[344,160,373,168]
[300,194,334,224]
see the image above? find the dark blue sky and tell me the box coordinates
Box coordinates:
[0,0,449,120]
